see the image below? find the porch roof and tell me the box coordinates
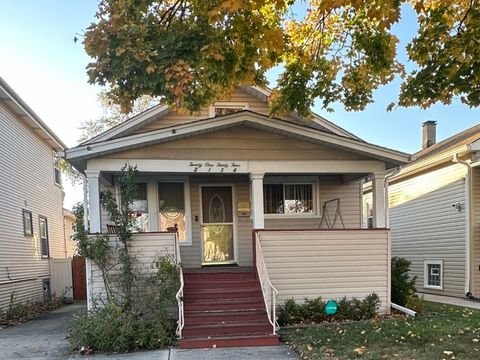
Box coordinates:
[66,110,409,173]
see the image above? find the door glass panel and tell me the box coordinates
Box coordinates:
[202,225,234,263]
[201,186,234,264]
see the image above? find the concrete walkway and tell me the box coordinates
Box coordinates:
[422,293,480,310]
[88,346,298,360]
[0,302,85,360]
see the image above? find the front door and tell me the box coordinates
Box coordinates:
[201,186,236,265]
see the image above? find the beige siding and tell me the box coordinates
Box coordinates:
[63,214,76,258]
[472,167,480,296]
[389,163,467,297]
[0,103,64,310]
[90,233,176,302]
[107,126,370,161]
[132,88,270,134]
[259,229,390,313]
[50,258,73,297]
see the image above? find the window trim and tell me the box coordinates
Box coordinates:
[39,215,49,258]
[263,180,317,218]
[22,209,33,237]
[424,259,443,290]
[209,102,249,117]
[53,151,61,186]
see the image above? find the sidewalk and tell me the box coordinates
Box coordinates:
[421,293,480,310]
[87,346,299,360]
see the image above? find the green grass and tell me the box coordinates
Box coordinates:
[281,301,480,360]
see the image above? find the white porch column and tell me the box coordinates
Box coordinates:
[372,172,387,228]
[85,170,101,233]
[250,172,265,229]
[147,180,159,231]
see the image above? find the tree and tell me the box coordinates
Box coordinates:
[82,0,480,116]
[79,91,158,143]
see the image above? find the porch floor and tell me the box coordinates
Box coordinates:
[184,266,254,273]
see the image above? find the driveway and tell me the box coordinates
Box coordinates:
[0,302,299,359]
[0,302,85,360]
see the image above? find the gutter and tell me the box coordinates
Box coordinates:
[391,303,416,317]
[452,153,476,297]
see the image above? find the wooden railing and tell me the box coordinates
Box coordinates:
[253,231,279,334]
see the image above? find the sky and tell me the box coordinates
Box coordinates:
[1,1,479,209]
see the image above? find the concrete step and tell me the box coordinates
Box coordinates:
[179,334,280,349]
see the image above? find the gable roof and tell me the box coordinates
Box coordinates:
[411,123,480,162]
[66,110,409,172]
[82,85,360,145]
[0,77,66,151]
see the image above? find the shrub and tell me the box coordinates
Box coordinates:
[277,293,380,326]
[68,303,176,352]
[406,290,425,314]
[391,256,417,306]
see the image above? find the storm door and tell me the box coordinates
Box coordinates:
[201,186,236,265]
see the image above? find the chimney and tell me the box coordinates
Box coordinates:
[422,121,437,149]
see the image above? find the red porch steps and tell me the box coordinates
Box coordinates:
[180,269,279,349]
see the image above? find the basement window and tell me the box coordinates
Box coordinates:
[424,260,443,290]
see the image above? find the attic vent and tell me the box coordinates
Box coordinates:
[210,102,248,117]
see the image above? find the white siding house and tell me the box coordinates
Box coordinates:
[388,122,480,299]
[66,86,409,347]
[0,77,70,309]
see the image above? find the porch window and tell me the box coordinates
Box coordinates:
[158,182,187,242]
[264,184,314,214]
[129,182,149,232]
[424,260,443,290]
[39,216,49,257]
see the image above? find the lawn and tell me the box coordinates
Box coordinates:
[281,301,480,360]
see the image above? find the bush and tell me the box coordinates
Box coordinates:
[277,293,380,326]
[68,303,176,352]
[406,290,425,314]
[391,256,417,306]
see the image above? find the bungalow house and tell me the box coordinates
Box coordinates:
[387,122,480,300]
[0,77,72,310]
[65,86,409,348]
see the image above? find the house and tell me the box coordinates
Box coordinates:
[0,77,72,309]
[65,86,409,348]
[387,121,480,300]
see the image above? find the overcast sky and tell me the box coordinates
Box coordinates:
[1,1,479,209]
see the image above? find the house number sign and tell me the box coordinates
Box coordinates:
[188,161,247,173]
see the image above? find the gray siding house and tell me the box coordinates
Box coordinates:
[0,77,71,310]
[388,122,480,299]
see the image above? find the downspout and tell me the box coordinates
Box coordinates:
[452,153,474,298]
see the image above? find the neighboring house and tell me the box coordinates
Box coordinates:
[0,77,72,309]
[65,86,409,347]
[63,208,76,258]
[388,121,480,300]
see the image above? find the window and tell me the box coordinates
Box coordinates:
[264,184,314,214]
[424,260,443,289]
[158,182,187,242]
[39,216,49,257]
[22,209,33,236]
[210,102,248,117]
[129,182,149,232]
[53,152,61,186]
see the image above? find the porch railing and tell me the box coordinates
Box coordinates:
[174,232,184,338]
[254,231,279,334]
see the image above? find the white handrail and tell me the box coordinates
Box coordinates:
[174,232,184,338]
[255,232,279,334]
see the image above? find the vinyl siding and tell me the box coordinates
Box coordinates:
[472,167,480,296]
[258,229,390,313]
[389,163,467,297]
[90,233,176,302]
[105,125,370,161]
[0,103,65,309]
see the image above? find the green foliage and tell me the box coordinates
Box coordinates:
[0,291,73,328]
[69,302,176,352]
[277,293,380,326]
[406,291,425,314]
[83,1,480,116]
[69,255,180,352]
[391,256,417,307]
